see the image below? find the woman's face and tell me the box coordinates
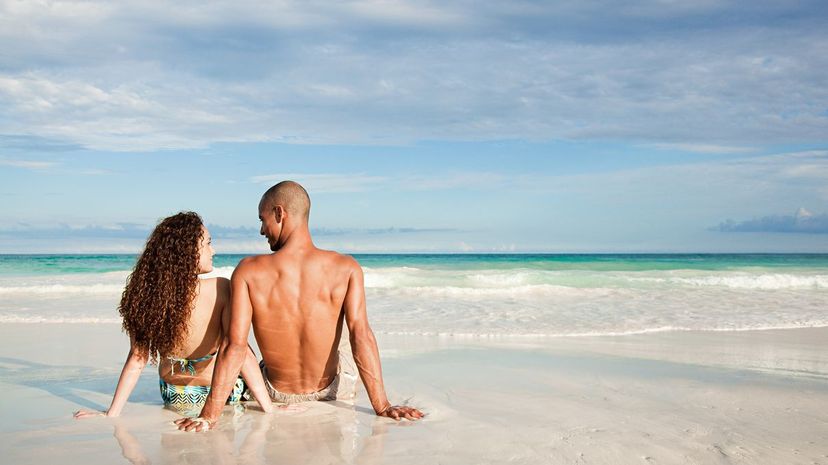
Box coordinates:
[197,226,215,274]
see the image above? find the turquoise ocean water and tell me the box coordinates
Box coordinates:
[3,253,828,275]
[1,254,827,336]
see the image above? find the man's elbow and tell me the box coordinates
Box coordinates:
[221,339,249,358]
[349,321,375,345]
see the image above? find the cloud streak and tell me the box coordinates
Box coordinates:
[0,1,826,150]
[0,222,457,242]
[250,173,389,193]
[2,147,827,252]
[250,150,828,195]
[250,172,509,193]
[0,159,57,170]
[716,209,828,234]
[648,143,756,154]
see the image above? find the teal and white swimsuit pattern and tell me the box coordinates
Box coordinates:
[158,377,246,407]
[159,352,246,409]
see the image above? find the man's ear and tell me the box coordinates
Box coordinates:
[274,205,285,223]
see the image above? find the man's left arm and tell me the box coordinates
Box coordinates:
[175,265,255,431]
[344,259,423,421]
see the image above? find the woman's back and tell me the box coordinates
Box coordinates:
[158,277,230,386]
[75,212,271,420]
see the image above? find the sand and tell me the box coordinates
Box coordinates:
[2,324,828,464]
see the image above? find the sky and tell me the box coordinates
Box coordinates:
[1,0,827,253]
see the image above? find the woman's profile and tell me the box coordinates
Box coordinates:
[75,212,272,420]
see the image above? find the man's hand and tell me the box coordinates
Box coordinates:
[174,416,216,432]
[378,405,424,421]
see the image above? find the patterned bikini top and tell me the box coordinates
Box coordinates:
[167,352,217,376]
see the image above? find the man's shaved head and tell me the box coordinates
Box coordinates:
[260,181,311,222]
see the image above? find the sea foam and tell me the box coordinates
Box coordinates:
[669,274,828,289]
[2,259,827,337]
[0,283,124,296]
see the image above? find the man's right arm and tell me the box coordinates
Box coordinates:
[343,259,423,421]
[176,261,256,431]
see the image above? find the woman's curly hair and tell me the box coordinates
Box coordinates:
[119,212,204,364]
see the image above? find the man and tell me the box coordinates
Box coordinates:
[177,181,423,431]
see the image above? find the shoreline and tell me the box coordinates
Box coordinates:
[2,323,828,376]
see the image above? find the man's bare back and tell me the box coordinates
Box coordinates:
[177,181,422,431]
[239,248,355,394]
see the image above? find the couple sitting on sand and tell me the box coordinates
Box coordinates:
[75,181,423,430]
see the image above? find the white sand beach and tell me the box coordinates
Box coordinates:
[3,0,827,461]
[2,323,827,465]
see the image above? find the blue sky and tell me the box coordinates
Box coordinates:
[1,0,827,253]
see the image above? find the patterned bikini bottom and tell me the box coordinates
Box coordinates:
[159,377,246,413]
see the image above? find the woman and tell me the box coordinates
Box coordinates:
[75,212,272,418]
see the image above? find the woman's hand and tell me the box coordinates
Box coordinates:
[73,409,108,419]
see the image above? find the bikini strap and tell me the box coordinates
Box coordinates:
[168,352,217,376]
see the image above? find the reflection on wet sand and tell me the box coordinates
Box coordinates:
[112,401,390,465]
[113,422,151,465]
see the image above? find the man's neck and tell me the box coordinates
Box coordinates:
[276,222,314,251]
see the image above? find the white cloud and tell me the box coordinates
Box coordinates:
[249,172,513,193]
[648,143,756,154]
[0,158,57,169]
[0,73,246,151]
[246,150,828,201]
[347,0,465,26]
[716,210,828,234]
[250,173,389,193]
[0,1,826,150]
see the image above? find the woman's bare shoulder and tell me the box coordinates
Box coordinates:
[199,276,230,287]
[195,277,230,304]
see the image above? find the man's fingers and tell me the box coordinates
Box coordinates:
[402,406,424,420]
[177,420,197,431]
[401,408,424,420]
[381,405,426,421]
[176,417,214,432]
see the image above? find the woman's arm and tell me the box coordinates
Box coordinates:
[74,344,148,418]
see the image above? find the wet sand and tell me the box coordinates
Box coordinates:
[2,324,828,464]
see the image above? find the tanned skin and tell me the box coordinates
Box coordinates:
[177,184,423,431]
[76,226,272,420]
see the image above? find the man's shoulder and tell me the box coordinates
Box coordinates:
[233,254,273,276]
[318,249,361,272]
